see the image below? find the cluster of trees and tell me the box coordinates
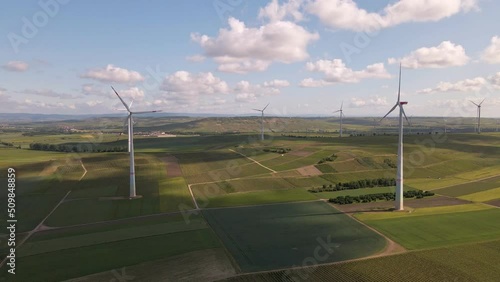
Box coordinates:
[403,190,435,199]
[308,178,396,193]
[384,158,397,168]
[329,190,435,205]
[263,147,291,154]
[317,154,337,164]
[0,141,14,147]
[29,143,127,153]
[0,140,21,149]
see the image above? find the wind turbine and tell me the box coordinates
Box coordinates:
[112,86,161,198]
[470,99,485,134]
[380,64,410,211]
[333,101,345,137]
[253,103,269,141]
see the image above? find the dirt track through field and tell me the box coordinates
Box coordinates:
[228,149,276,173]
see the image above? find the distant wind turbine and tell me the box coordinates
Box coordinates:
[253,103,269,141]
[470,99,485,134]
[380,64,410,211]
[333,101,345,137]
[112,86,161,198]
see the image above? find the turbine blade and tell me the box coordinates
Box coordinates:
[469,100,479,106]
[262,102,270,112]
[397,63,402,103]
[129,100,134,109]
[132,110,162,114]
[252,109,262,112]
[479,98,485,106]
[111,86,130,112]
[340,101,343,110]
[401,107,410,126]
[380,104,398,121]
[332,110,340,113]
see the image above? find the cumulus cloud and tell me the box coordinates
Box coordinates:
[389,41,470,69]
[299,78,332,88]
[186,55,206,62]
[159,71,288,105]
[306,0,478,32]
[417,77,487,94]
[191,17,318,73]
[19,89,79,99]
[488,72,500,89]
[3,61,29,72]
[300,59,390,87]
[161,71,229,95]
[81,64,144,84]
[234,79,289,103]
[481,36,500,64]
[23,99,76,111]
[117,87,145,101]
[258,0,304,22]
[350,95,389,107]
[263,79,290,88]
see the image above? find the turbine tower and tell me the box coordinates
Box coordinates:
[333,101,345,137]
[253,103,269,141]
[112,86,161,198]
[380,64,410,211]
[470,99,485,134]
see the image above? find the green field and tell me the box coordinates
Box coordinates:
[197,189,318,208]
[459,187,500,202]
[433,175,500,197]
[203,201,386,272]
[362,208,500,249]
[14,229,221,282]
[224,239,500,282]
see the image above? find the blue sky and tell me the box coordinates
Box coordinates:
[0,0,499,117]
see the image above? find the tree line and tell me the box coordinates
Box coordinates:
[263,147,291,154]
[308,178,397,193]
[29,142,127,153]
[329,190,435,205]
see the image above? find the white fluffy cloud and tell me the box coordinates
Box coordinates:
[389,41,470,69]
[306,0,478,32]
[350,95,389,107]
[488,72,500,89]
[192,17,318,73]
[300,59,390,87]
[417,77,487,94]
[186,55,206,62]
[234,79,289,103]
[263,79,290,88]
[19,89,79,99]
[3,61,29,72]
[481,36,500,64]
[161,71,229,95]
[118,87,145,101]
[258,0,304,22]
[81,64,144,84]
[160,71,289,105]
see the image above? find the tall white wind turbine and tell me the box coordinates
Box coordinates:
[333,101,345,137]
[470,99,485,134]
[253,103,270,141]
[112,86,161,198]
[380,64,410,211]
